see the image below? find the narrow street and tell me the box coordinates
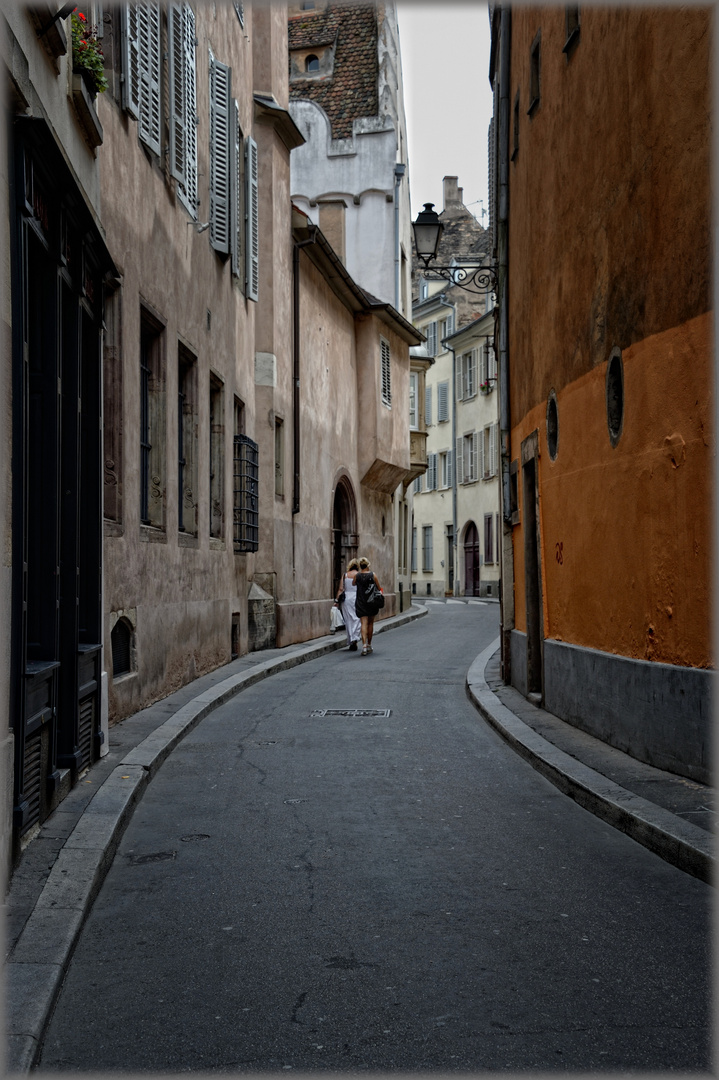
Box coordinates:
[37,604,711,1073]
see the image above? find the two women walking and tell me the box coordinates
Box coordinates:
[334,556,383,656]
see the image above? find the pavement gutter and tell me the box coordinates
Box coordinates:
[3,605,427,1075]
[467,638,714,887]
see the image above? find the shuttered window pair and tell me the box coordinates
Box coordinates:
[381,339,391,407]
[456,431,479,484]
[456,349,477,400]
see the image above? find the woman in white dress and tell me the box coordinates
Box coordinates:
[334,558,361,651]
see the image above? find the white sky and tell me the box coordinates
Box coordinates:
[396,2,494,228]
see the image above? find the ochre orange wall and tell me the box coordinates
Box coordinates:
[511,312,712,668]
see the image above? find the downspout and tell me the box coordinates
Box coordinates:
[448,344,458,595]
[393,164,406,311]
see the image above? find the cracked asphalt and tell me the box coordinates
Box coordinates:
[36,603,711,1073]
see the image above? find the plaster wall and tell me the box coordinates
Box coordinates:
[99,4,259,721]
[3,8,102,216]
[510,312,712,670]
[356,314,410,488]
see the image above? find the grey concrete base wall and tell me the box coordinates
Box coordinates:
[510,629,528,698]
[513,635,713,784]
[276,594,396,649]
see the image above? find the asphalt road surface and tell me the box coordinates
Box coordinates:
[37,603,712,1073]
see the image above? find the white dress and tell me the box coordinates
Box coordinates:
[341,573,361,646]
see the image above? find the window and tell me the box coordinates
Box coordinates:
[140,310,165,528]
[420,279,429,302]
[457,349,477,400]
[422,525,433,572]
[409,372,418,430]
[528,30,541,115]
[381,338,391,407]
[122,5,161,154]
[437,380,449,422]
[440,312,454,340]
[209,375,224,537]
[425,384,432,426]
[479,342,496,392]
[168,3,198,217]
[209,53,232,255]
[563,6,580,53]
[275,416,284,497]
[484,514,495,565]
[411,526,417,572]
[305,54,320,72]
[456,431,478,484]
[301,1,316,8]
[426,321,438,357]
[178,345,198,535]
[234,435,259,552]
[440,450,452,489]
[426,452,438,491]
[481,422,499,479]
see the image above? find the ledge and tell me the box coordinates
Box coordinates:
[70,73,103,149]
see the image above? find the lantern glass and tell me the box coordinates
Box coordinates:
[412,203,443,264]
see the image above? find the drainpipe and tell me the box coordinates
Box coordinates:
[448,344,459,596]
[292,227,318,517]
[393,163,406,312]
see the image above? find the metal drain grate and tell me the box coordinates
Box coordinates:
[309,709,391,718]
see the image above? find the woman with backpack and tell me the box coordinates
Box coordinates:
[354,556,383,656]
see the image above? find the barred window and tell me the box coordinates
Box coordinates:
[233,434,259,552]
[380,338,391,407]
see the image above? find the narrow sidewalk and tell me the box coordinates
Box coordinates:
[467,639,714,886]
[3,605,426,1075]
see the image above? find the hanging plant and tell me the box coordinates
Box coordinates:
[71,9,108,95]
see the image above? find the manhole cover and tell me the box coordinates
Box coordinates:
[309,709,391,718]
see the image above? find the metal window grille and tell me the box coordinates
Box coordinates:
[381,338,391,407]
[233,434,259,552]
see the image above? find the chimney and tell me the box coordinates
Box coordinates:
[443,175,463,210]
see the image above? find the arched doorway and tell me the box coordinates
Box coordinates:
[464,521,481,596]
[331,477,358,597]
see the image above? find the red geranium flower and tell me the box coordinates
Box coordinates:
[77,11,86,21]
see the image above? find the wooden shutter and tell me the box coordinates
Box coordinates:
[456,351,463,400]
[489,422,497,476]
[121,4,140,119]
[479,345,487,390]
[380,339,391,406]
[455,436,464,485]
[437,380,448,423]
[231,100,243,278]
[471,431,479,481]
[467,349,477,398]
[168,5,186,184]
[425,384,432,426]
[447,448,453,488]
[245,136,259,301]
[427,321,437,356]
[210,57,232,255]
[183,4,198,215]
[137,4,161,155]
[478,429,485,480]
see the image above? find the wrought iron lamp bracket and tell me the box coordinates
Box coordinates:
[419,262,498,295]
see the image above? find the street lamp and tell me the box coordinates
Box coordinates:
[412,202,498,295]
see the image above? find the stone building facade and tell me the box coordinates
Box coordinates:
[490,5,713,781]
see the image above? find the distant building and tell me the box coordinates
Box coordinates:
[411,177,498,597]
[490,5,713,781]
[287,0,420,610]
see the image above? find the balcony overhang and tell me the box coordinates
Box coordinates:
[360,459,411,494]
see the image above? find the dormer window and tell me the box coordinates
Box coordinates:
[301,1,316,8]
[305,54,319,72]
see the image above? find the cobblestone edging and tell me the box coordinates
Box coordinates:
[4,606,427,1075]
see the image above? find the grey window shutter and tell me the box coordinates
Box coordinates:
[477,430,484,480]
[210,56,232,255]
[121,4,140,119]
[490,422,499,476]
[182,4,198,216]
[456,351,463,400]
[447,448,453,488]
[437,380,448,423]
[138,4,161,155]
[455,436,464,485]
[168,5,186,184]
[245,136,259,301]
[425,383,432,426]
[230,100,243,278]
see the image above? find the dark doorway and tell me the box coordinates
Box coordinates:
[331,478,358,598]
[522,432,543,697]
[463,521,480,596]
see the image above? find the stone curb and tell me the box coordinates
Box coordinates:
[467,638,714,886]
[3,605,427,1075]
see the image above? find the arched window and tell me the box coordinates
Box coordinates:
[305,54,320,73]
[111,618,133,678]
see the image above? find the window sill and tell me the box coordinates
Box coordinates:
[140,524,167,543]
[70,73,103,149]
[210,536,225,551]
[29,6,68,60]
[178,531,199,549]
[104,520,124,538]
